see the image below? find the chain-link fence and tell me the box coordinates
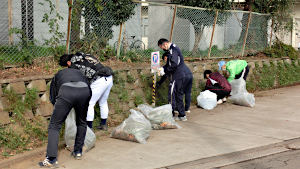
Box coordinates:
[0,0,292,64]
[0,0,69,64]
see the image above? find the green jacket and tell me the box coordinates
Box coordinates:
[226,60,248,82]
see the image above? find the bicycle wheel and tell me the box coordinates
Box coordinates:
[114,41,127,51]
[132,40,145,50]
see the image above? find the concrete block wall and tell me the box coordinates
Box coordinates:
[0,75,53,125]
[0,58,299,125]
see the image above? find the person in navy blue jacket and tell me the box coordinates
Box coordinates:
[157,38,187,121]
[157,52,193,114]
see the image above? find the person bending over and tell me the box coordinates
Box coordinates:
[62,52,114,131]
[204,70,231,104]
[38,56,91,168]
[218,60,249,82]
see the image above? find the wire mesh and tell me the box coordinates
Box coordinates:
[0,0,68,64]
[0,0,292,64]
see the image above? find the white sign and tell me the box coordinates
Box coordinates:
[151,51,160,73]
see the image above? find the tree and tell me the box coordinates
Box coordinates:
[170,0,232,54]
[70,0,136,53]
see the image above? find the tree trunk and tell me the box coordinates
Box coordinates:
[192,25,204,55]
[237,0,253,46]
[70,1,82,52]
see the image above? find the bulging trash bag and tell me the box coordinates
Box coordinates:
[110,109,152,144]
[65,109,96,154]
[228,72,255,107]
[137,104,181,130]
[197,90,217,110]
[229,91,255,107]
[229,76,247,96]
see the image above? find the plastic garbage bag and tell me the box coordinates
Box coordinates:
[110,109,152,144]
[65,109,96,154]
[229,91,255,107]
[228,71,255,107]
[137,104,181,130]
[197,90,217,110]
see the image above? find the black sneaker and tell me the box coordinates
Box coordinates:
[96,124,108,131]
[71,151,82,160]
[38,157,58,168]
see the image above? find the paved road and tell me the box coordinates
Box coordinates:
[216,149,300,169]
[2,85,300,169]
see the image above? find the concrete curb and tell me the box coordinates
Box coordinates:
[158,138,300,169]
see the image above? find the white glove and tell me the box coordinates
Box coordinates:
[157,67,165,76]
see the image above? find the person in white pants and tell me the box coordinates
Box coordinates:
[65,52,114,130]
[87,75,113,130]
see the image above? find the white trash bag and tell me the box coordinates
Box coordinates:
[197,90,217,110]
[110,109,152,144]
[228,70,255,107]
[65,109,96,154]
[138,104,181,129]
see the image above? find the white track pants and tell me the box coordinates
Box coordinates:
[86,75,113,121]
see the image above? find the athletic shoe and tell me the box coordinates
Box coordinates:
[217,99,223,104]
[222,98,227,102]
[180,116,187,121]
[174,116,187,121]
[185,110,191,113]
[38,158,58,168]
[71,151,82,160]
[96,124,108,131]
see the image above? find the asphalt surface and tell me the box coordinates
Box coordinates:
[1,85,300,169]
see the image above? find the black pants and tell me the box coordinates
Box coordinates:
[205,85,230,101]
[168,78,185,117]
[46,85,91,158]
[235,65,249,81]
[182,73,193,111]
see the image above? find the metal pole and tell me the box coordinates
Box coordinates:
[117,22,123,61]
[242,12,251,57]
[152,72,156,107]
[66,0,73,54]
[8,0,13,45]
[208,10,218,58]
[169,5,177,41]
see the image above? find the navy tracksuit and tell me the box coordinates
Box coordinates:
[163,44,187,117]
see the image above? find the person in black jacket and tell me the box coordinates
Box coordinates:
[157,38,187,121]
[38,56,91,168]
[66,52,114,131]
[157,52,193,113]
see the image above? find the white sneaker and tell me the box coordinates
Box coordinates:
[222,98,227,102]
[217,99,223,104]
[185,110,190,113]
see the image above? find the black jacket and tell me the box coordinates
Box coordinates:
[49,68,90,105]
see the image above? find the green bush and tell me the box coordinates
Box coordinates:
[264,40,299,60]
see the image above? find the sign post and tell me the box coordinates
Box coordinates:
[151,51,160,107]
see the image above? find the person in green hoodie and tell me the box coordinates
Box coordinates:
[218,60,249,82]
